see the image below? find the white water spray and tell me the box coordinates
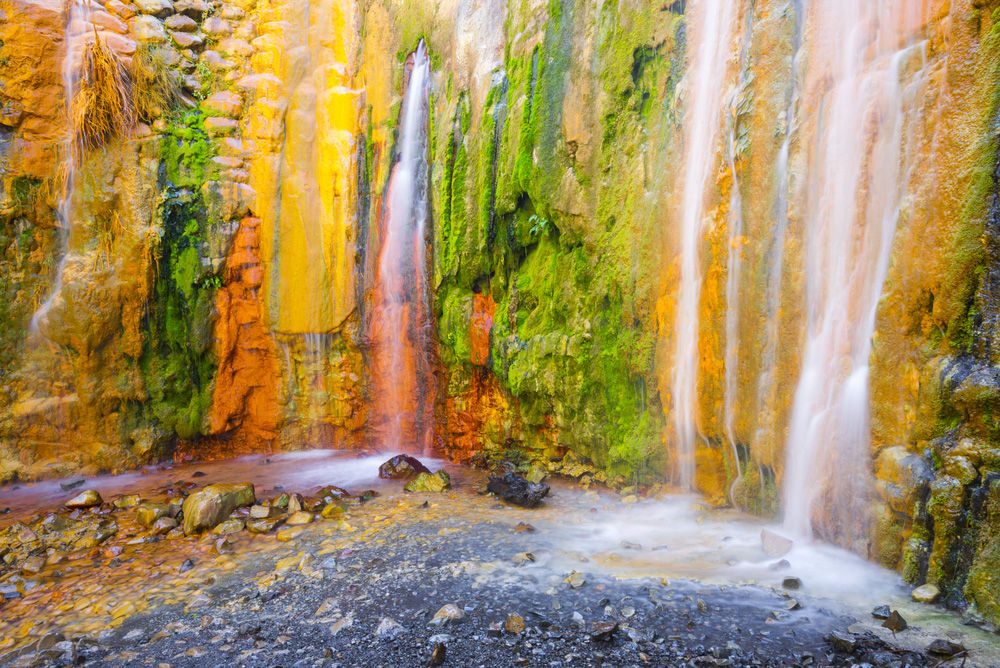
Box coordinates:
[30,0,91,335]
[782,1,930,544]
[672,1,739,488]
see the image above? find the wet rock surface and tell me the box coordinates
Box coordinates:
[0,459,988,667]
[487,472,551,508]
[379,454,432,480]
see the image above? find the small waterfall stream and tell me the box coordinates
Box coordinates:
[29,0,91,335]
[671,0,739,489]
[368,42,435,453]
[781,1,931,546]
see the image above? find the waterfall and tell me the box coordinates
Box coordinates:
[368,42,435,453]
[30,0,90,335]
[781,1,930,547]
[672,1,739,489]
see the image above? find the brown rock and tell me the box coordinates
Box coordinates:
[174,0,208,19]
[286,511,313,525]
[129,15,167,42]
[181,483,255,534]
[134,0,173,17]
[106,0,138,19]
[171,31,203,50]
[164,13,197,31]
[504,613,525,634]
[66,490,102,508]
[136,503,171,527]
[151,516,178,535]
[91,10,130,34]
[202,16,233,38]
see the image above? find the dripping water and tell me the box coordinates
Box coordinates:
[782,1,930,548]
[30,0,91,335]
[368,42,434,454]
[671,0,739,489]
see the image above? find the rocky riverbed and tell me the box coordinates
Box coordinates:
[0,452,995,667]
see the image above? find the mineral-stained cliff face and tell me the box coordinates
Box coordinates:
[2,0,1000,624]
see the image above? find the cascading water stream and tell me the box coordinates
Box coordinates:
[782,1,930,547]
[368,42,434,454]
[29,0,91,335]
[672,0,739,489]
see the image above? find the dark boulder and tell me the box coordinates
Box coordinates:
[378,454,431,479]
[487,472,550,508]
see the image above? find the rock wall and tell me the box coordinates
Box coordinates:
[1,0,1000,625]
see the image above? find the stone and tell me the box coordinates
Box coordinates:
[179,558,195,573]
[828,631,856,653]
[211,518,244,534]
[911,583,940,603]
[316,485,351,502]
[174,0,208,19]
[201,91,243,118]
[216,37,251,57]
[768,559,791,571]
[106,0,138,19]
[287,493,303,514]
[171,31,203,50]
[379,454,431,479]
[589,622,618,642]
[136,503,171,527]
[320,503,346,519]
[129,15,168,42]
[151,516,177,535]
[882,610,907,632]
[404,471,451,493]
[761,529,793,558]
[487,472,550,508]
[21,555,46,574]
[871,605,891,619]
[428,642,446,666]
[201,50,236,72]
[60,477,86,491]
[201,16,233,38]
[181,483,255,534]
[65,490,102,508]
[926,639,965,657]
[513,522,536,533]
[246,517,283,533]
[92,10,130,33]
[201,180,256,223]
[374,617,404,638]
[487,622,502,637]
[164,13,196,31]
[112,494,141,509]
[565,571,586,588]
[429,604,466,627]
[504,613,525,634]
[276,526,305,541]
[249,505,273,519]
[203,116,239,136]
[134,0,173,18]
[286,511,313,525]
[781,577,801,590]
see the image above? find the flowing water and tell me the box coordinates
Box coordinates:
[368,43,435,453]
[671,0,740,489]
[781,1,931,546]
[29,0,90,336]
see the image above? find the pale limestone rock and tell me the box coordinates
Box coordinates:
[174,0,208,19]
[103,32,138,55]
[201,16,233,38]
[134,0,173,18]
[201,90,243,117]
[761,529,793,558]
[91,10,129,34]
[129,15,167,43]
[201,49,236,72]
[106,0,137,19]
[171,31,203,50]
[216,37,251,58]
[220,4,245,20]
[164,13,197,31]
[181,483,255,534]
[912,584,940,603]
